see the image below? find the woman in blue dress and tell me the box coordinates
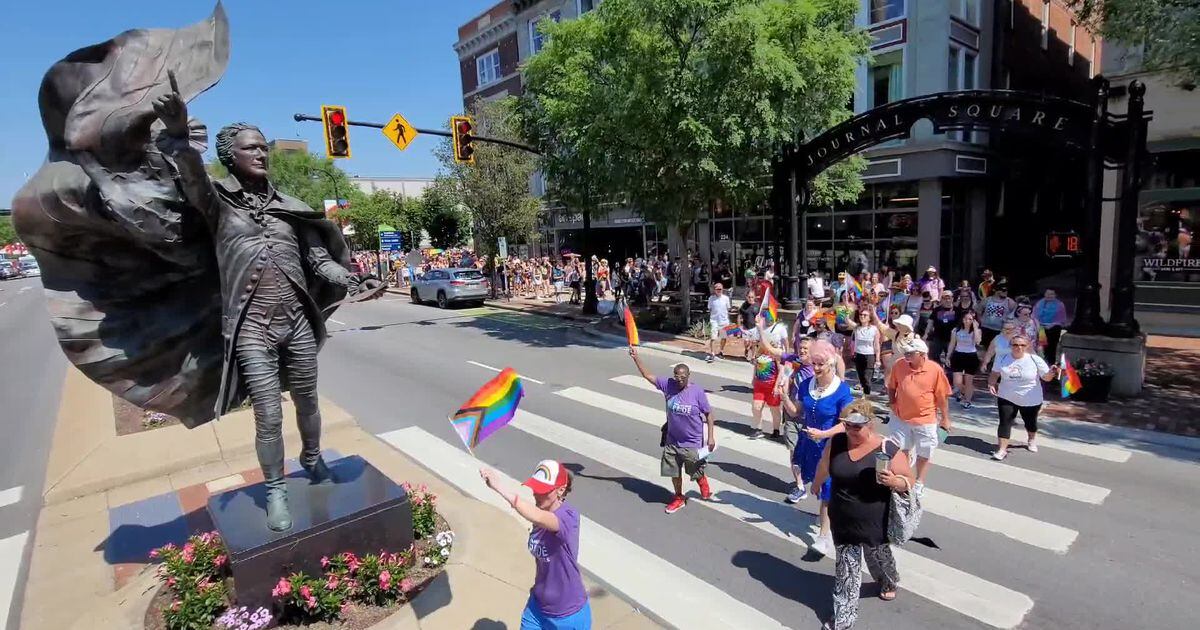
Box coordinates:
[781,339,854,558]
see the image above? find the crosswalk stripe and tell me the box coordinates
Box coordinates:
[0,531,29,630]
[609,376,1111,504]
[508,408,1033,629]
[377,427,788,630]
[565,385,1078,553]
[616,364,1134,463]
[0,486,22,509]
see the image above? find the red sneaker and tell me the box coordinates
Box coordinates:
[665,494,687,514]
[697,476,713,500]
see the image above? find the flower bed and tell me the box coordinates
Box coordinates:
[144,483,452,630]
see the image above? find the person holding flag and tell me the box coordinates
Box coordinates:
[629,346,716,514]
[986,334,1060,461]
[751,291,789,441]
[480,461,592,629]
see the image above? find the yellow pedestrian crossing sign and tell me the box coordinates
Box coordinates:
[381,113,419,151]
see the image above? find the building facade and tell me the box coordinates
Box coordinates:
[454,0,1103,294]
[348,176,434,200]
[1098,36,1200,327]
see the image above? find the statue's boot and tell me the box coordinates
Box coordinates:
[296,404,333,485]
[265,466,293,532]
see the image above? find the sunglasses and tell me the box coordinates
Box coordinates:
[845,423,867,431]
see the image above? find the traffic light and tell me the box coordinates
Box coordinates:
[322,105,351,159]
[451,115,475,164]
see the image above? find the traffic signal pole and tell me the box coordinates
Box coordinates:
[293,114,541,155]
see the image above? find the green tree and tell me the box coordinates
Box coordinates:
[519,0,868,323]
[208,149,362,214]
[420,178,469,249]
[0,216,18,246]
[436,98,541,285]
[339,189,404,251]
[1070,0,1200,86]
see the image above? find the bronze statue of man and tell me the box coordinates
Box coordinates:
[150,79,382,531]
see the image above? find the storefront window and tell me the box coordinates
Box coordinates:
[1137,201,1198,283]
[874,211,918,239]
[737,217,764,242]
[807,213,834,240]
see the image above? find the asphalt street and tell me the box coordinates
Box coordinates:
[2,284,1198,630]
[0,276,65,630]
[314,294,1200,630]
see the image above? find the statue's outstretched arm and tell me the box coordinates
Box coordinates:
[153,72,218,229]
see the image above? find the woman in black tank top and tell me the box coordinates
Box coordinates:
[812,399,915,630]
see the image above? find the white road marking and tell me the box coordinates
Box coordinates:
[0,531,29,629]
[615,374,1131,463]
[329,318,347,325]
[611,375,1111,503]
[465,360,545,385]
[17,287,31,293]
[565,386,1078,553]
[507,409,1034,629]
[0,486,22,509]
[0,302,6,309]
[377,427,787,630]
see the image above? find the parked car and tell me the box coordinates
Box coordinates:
[0,260,19,280]
[18,256,40,277]
[410,267,489,308]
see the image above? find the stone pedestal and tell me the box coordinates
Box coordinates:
[1058,332,1147,397]
[207,455,413,606]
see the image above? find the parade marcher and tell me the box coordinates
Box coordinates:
[778,337,815,503]
[885,337,951,497]
[845,309,881,396]
[551,261,566,304]
[979,282,1016,349]
[981,320,1018,373]
[480,461,592,630]
[813,399,914,630]
[978,268,996,301]
[1034,288,1069,361]
[919,265,945,300]
[794,298,818,353]
[781,341,853,556]
[947,310,983,409]
[879,313,917,381]
[751,314,790,441]
[923,291,958,364]
[629,347,715,514]
[1011,302,1040,356]
[987,334,1060,461]
[706,282,732,362]
[739,288,760,361]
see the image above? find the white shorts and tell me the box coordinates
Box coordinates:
[710,321,729,340]
[888,417,939,460]
[741,328,760,343]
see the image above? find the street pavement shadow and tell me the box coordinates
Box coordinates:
[563,463,674,506]
[450,314,612,350]
[714,418,755,436]
[469,621,507,630]
[717,384,753,395]
[710,461,792,495]
[730,549,833,623]
[945,434,995,456]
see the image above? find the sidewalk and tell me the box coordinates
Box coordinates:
[482,295,1200,438]
[23,368,658,630]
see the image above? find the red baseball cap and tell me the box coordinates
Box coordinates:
[522,460,569,494]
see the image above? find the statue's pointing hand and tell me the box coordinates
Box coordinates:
[152,70,190,139]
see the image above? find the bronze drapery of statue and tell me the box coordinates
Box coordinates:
[10,4,381,531]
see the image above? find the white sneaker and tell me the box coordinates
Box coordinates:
[991,449,1008,461]
[1027,443,1039,453]
[912,482,925,497]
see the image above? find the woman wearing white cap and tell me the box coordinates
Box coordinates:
[481,460,591,629]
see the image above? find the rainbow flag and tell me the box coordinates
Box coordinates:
[809,309,836,329]
[846,271,864,300]
[1060,353,1083,399]
[1037,326,1048,351]
[624,306,640,346]
[760,291,780,326]
[722,322,742,337]
[450,368,524,451]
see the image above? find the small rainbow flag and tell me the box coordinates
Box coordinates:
[624,305,640,346]
[1060,353,1082,399]
[1037,326,1048,350]
[810,309,836,329]
[760,291,780,326]
[846,271,864,300]
[723,322,742,337]
[450,368,524,451]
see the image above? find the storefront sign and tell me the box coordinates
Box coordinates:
[795,90,1094,178]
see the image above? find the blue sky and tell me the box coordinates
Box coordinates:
[0,0,499,205]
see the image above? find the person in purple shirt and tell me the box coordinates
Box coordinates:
[481,460,591,629]
[629,347,716,514]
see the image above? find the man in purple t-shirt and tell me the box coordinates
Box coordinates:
[629,347,716,514]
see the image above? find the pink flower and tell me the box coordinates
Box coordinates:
[325,575,339,590]
[340,602,350,615]
[299,585,313,599]
[379,570,392,590]
[271,578,292,598]
[399,578,415,593]
[166,577,177,588]
[320,556,330,568]
[170,600,181,612]
[149,548,160,559]
[163,543,177,551]
[304,596,317,610]
[214,554,227,567]
[181,546,195,564]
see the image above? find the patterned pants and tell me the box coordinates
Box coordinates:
[832,543,899,630]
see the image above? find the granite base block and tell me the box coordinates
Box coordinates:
[207,455,413,606]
